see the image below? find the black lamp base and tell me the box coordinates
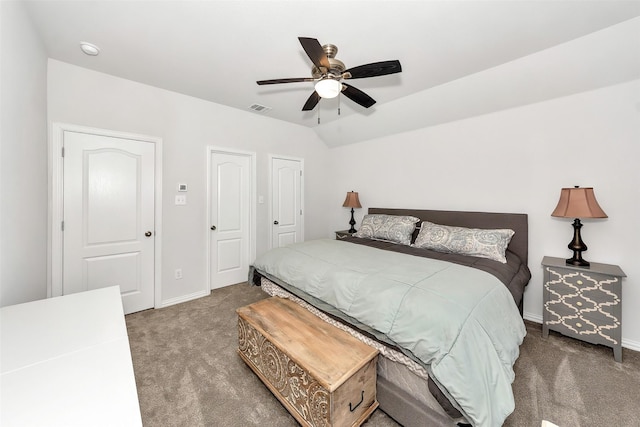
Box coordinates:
[566,256,590,268]
[348,208,357,234]
[566,218,590,268]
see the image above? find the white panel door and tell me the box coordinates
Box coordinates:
[63,131,155,314]
[271,157,302,248]
[210,152,251,289]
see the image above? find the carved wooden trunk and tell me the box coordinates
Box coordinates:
[237,297,378,427]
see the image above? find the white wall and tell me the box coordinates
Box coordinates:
[0,1,49,306]
[327,80,640,350]
[47,60,330,306]
[4,5,638,355]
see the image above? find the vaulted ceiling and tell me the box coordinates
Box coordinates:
[24,1,640,146]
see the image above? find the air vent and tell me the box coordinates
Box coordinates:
[249,103,272,113]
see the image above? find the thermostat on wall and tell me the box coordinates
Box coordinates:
[178,183,188,192]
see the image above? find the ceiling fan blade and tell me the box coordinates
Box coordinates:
[298,37,331,70]
[344,60,402,79]
[302,91,321,111]
[257,77,314,85]
[341,83,376,108]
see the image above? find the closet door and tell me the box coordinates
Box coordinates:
[209,149,254,289]
[271,157,303,248]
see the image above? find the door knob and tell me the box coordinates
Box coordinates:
[273,221,279,225]
[145,231,153,237]
[211,225,217,230]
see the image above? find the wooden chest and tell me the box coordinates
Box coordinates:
[237,297,378,427]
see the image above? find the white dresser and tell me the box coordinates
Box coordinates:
[1,286,142,426]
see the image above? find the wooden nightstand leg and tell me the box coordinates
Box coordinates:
[613,346,622,363]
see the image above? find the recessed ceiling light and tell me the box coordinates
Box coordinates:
[80,42,100,56]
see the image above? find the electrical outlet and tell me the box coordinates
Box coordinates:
[174,268,183,280]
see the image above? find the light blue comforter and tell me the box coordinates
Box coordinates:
[252,239,526,427]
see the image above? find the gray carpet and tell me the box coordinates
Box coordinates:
[125,283,640,427]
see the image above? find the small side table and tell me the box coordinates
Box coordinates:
[335,230,354,240]
[542,256,626,362]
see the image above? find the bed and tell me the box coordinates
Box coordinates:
[249,208,531,427]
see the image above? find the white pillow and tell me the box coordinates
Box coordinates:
[412,221,514,263]
[353,214,420,246]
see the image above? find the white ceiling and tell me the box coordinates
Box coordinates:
[24,1,640,146]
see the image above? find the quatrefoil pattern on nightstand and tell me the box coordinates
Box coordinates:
[545,268,620,345]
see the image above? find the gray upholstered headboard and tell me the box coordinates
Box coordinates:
[368,208,529,265]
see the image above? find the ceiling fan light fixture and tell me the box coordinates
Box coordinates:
[256,37,402,111]
[315,79,341,99]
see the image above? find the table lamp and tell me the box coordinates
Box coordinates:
[551,186,607,267]
[342,191,362,234]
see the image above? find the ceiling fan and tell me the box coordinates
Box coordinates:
[257,37,402,111]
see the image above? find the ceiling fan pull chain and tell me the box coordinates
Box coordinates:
[338,92,341,116]
[317,107,321,125]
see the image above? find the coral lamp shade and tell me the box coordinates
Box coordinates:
[551,187,607,219]
[342,192,362,209]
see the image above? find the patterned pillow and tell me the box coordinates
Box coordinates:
[353,214,420,245]
[412,221,514,263]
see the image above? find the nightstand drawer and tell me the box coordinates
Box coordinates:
[560,294,597,312]
[545,308,620,341]
[547,268,619,293]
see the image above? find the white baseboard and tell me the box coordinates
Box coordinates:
[160,289,209,309]
[523,312,542,324]
[523,311,640,353]
[622,337,640,352]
